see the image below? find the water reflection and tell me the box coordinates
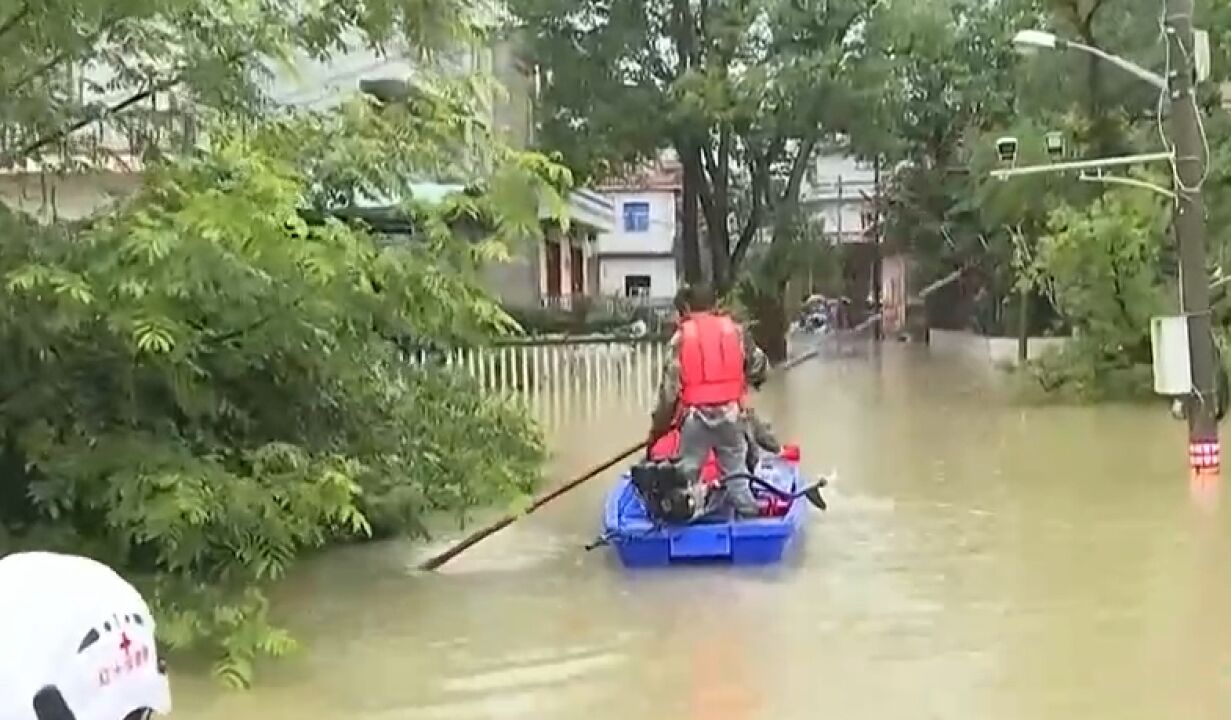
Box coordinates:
[174,342,1231,720]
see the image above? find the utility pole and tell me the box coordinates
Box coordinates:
[872,157,883,341]
[1168,0,1221,474]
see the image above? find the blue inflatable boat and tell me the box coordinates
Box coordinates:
[598,451,829,568]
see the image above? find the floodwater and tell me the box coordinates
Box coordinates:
[173,341,1231,720]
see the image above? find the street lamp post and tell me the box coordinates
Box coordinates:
[1010,3,1220,476]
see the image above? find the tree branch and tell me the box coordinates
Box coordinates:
[0,2,29,44]
[3,75,175,165]
[1083,0,1108,25]
[692,142,714,218]
[781,136,817,205]
[3,15,124,96]
[832,1,874,48]
[729,148,768,273]
[1,38,252,166]
[709,125,732,286]
[207,298,304,346]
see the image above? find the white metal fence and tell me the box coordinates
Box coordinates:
[411,339,669,430]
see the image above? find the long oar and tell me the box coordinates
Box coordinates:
[417,440,648,570]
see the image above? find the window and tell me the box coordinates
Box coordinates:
[622,201,650,232]
[624,274,651,297]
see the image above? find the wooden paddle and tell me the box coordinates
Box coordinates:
[417,439,648,571]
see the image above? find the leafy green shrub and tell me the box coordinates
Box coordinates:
[1018,337,1155,403]
[1015,186,1168,400]
[0,103,558,686]
[504,302,637,336]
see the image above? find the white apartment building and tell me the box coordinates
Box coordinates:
[596,157,681,303]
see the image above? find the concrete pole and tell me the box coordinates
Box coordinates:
[1168,0,1221,473]
[872,157,884,340]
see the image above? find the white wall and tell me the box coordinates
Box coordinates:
[813,198,870,238]
[599,257,677,300]
[599,190,675,255]
[0,172,141,222]
[928,329,1070,367]
[800,153,876,242]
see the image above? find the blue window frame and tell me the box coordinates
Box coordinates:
[622,201,650,232]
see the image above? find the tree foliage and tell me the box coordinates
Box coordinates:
[0,0,483,163]
[1028,185,1169,350]
[510,0,878,293]
[0,0,569,688]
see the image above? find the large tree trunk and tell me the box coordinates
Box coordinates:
[747,286,789,362]
[707,127,732,292]
[671,0,703,284]
[681,149,703,282]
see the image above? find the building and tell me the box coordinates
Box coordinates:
[797,150,902,327]
[595,156,681,304]
[799,153,878,244]
[264,36,617,311]
[0,32,615,312]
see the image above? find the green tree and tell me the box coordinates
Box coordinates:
[0,0,481,163]
[0,95,565,687]
[0,0,571,688]
[512,0,878,287]
[725,1,881,356]
[1021,184,1170,398]
[510,0,882,358]
[855,0,1038,328]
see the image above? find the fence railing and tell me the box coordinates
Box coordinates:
[410,338,669,430]
[409,331,869,432]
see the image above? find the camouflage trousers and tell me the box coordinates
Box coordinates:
[676,407,761,518]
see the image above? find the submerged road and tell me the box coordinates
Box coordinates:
[174,343,1231,720]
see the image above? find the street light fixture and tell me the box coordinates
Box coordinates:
[1011,29,1059,51]
[1011,29,1168,91]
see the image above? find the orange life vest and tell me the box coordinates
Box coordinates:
[678,311,746,407]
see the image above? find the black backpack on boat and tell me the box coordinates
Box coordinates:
[629,459,698,524]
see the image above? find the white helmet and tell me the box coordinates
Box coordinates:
[0,552,172,720]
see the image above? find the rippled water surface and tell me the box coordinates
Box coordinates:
[173,342,1231,720]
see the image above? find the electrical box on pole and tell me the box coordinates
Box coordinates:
[1195,29,1211,82]
[1151,315,1193,395]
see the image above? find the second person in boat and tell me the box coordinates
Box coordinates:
[647,282,770,519]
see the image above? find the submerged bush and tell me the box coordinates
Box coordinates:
[0,102,563,685]
[1017,337,1155,403]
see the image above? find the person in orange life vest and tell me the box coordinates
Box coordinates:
[647,283,769,518]
[647,344,780,483]
[646,300,722,487]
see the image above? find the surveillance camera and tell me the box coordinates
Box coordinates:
[995,136,1018,164]
[1045,131,1065,160]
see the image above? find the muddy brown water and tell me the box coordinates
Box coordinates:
[172,342,1231,720]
